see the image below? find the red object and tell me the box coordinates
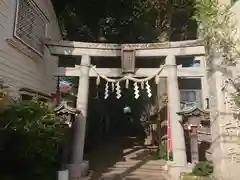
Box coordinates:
[55,91,61,105]
[52,92,61,105]
[168,112,173,153]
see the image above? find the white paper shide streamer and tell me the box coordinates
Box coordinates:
[91,64,164,100]
[116,82,122,99]
[104,82,109,99]
[145,81,152,98]
[134,82,140,99]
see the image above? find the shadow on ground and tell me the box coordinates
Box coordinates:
[84,135,166,180]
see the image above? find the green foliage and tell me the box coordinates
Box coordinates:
[180,173,213,180]
[193,0,240,108]
[193,0,240,65]
[51,0,197,42]
[157,142,173,161]
[180,161,213,179]
[192,161,213,176]
[0,98,68,180]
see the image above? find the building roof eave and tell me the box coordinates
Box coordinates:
[54,101,81,115]
[177,102,209,116]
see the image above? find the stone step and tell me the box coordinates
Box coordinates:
[114,160,166,165]
[112,161,166,170]
[103,169,165,176]
[109,165,165,172]
[123,148,152,159]
[102,172,168,180]
[123,174,168,180]
[100,160,169,180]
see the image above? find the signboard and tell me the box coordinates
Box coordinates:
[121,49,135,74]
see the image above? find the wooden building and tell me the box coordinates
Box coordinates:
[0,0,61,99]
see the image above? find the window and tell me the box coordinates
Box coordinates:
[14,0,48,56]
[180,90,203,107]
[180,90,197,102]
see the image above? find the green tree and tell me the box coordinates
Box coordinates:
[193,0,240,107]
[51,0,197,43]
[193,0,240,65]
[0,99,68,180]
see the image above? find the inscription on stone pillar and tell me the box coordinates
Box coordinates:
[121,48,135,74]
[227,146,240,163]
[221,119,240,136]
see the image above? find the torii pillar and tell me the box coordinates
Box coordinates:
[166,55,187,179]
[68,55,91,179]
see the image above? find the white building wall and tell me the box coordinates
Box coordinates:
[0,0,61,97]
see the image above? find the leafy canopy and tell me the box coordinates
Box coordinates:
[193,0,240,65]
[51,0,197,43]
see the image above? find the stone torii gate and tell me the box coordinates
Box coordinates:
[45,39,206,179]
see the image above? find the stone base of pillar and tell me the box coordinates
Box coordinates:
[144,135,152,145]
[58,170,69,180]
[212,161,240,180]
[67,161,90,180]
[211,141,240,180]
[167,162,194,180]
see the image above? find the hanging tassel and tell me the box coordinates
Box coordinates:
[141,81,144,89]
[96,75,101,86]
[155,76,160,84]
[112,82,115,92]
[125,79,129,89]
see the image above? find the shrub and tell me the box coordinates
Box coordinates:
[0,98,68,180]
[180,173,213,180]
[157,142,173,161]
[192,161,213,176]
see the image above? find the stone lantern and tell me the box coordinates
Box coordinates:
[177,102,211,164]
[54,101,83,180]
[54,101,81,127]
[55,102,90,180]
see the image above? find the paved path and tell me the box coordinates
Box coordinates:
[85,137,171,180]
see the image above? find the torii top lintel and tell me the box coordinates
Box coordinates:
[44,39,205,57]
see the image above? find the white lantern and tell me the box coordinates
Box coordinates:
[123,106,131,114]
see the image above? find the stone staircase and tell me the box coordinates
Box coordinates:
[89,146,171,180]
[85,136,172,180]
[99,159,170,180]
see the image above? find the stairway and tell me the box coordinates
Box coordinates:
[88,143,171,180]
[100,159,170,180]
